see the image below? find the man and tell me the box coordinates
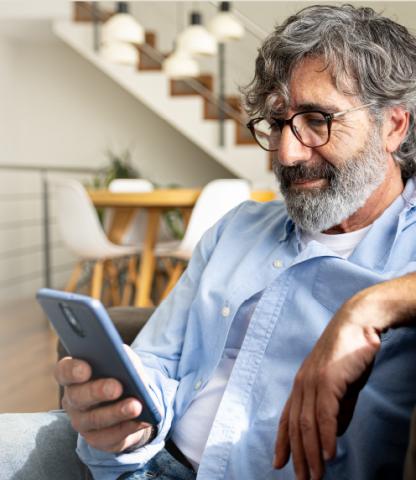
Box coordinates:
[5,4,416,480]
[56,5,416,480]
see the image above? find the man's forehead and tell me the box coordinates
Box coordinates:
[271,57,359,114]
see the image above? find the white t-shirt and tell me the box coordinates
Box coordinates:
[301,224,372,258]
[172,224,372,469]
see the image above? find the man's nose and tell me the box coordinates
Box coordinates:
[277,125,313,167]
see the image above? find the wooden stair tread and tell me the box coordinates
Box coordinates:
[74,2,113,22]
[170,75,213,96]
[204,95,241,120]
[138,31,164,71]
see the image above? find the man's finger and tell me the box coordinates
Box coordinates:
[316,388,339,461]
[289,379,309,480]
[71,397,143,433]
[82,419,150,453]
[64,378,123,410]
[299,382,323,480]
[274,397,291,468]
[54,357,92,386]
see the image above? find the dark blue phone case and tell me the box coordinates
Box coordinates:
[36,288,161,425]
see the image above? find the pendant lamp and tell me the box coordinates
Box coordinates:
[208,2,245,42]
[100,41,139,66]
[163,46,200,78]
[102,2,145,45]
[177,11,217,57]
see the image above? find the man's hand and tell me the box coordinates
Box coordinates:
[54,345,154,453]
[273,295,382,480]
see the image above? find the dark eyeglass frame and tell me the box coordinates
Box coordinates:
[246,102,374,151]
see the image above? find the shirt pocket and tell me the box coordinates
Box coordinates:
[311,259,394,342]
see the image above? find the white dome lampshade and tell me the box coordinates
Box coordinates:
[208,2,245,42]
[102,2,145,45]
[177,12,217,57]
[162,47,200,78]
[100,41,139,66]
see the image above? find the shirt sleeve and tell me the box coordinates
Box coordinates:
[76,203,245,480]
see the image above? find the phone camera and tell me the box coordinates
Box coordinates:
[61,304,85,337]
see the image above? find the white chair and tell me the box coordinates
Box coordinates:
[50,177,142,304]
[155,179,251,299]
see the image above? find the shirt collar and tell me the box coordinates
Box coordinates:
[278,216,295,242]
[402,176,416,207]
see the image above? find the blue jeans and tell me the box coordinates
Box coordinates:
[0,411,196,480]
[118,450,196,480]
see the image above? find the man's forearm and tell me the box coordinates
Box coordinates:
[346,272,416,332]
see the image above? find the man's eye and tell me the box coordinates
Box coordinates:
[302,114,327,130]
[308,118,326,126]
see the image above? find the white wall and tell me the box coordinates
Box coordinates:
[8,37,232,185]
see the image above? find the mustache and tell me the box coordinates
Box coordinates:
[275,161,338,187]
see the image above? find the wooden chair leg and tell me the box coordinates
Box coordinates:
[102,281,111,306]
[65,261,84,292]
[160,261,185,300]
[121,256,137,306]
[106,260,121,306]
[153,267,167,305]
[91,260,104,299]
[163,258,174,276]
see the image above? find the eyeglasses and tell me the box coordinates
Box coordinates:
[246,103,374,151]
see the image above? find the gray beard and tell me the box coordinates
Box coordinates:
[273,133,387,233]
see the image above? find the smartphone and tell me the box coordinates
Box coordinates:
[36,288,161,425]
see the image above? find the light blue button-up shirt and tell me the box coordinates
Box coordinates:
[78,177,416,480]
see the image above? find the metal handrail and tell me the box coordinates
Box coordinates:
[139,42,246,126]
[0,163,99,295]
[0,163,97,174]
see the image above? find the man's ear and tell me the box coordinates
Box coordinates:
[384,106,410,153]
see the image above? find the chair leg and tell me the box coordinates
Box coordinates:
[153,266,167,305]
[163,258,174,276]
[121,256,137,306]
[65,261,84,292]
[160,261,185,300]
[106,260,121,306]
[102,281,112,306]
[91,260,104,299]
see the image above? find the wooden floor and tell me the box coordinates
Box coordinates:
[0,298,59,413]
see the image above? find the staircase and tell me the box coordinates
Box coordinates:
[53,6,276,189]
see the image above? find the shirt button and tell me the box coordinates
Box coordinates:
[273,259,283,268]
[221,306,231,317]
[194,380,202,390]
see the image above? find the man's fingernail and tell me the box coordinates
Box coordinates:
[103,382,115,397]
[121,403,135,416]
[272,454,278,468]
[73,365,85,379]
[323,450,330,461]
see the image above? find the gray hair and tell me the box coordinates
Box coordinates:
[241,4,416,178]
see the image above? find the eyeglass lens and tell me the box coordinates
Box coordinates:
[253,112,330,151]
